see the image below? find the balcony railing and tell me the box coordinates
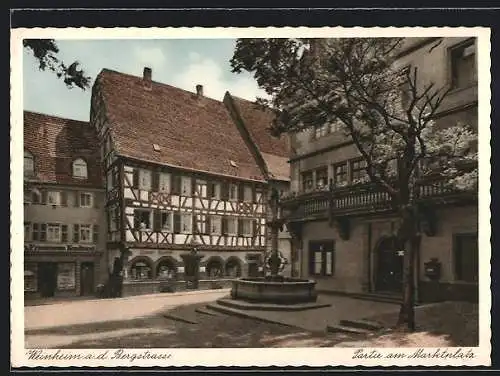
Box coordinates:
[281,177,476,221]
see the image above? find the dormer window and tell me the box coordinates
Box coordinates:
[24,151,34,177]
[72,158,88,179]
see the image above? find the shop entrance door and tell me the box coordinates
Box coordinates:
[38,262,57,297]
[80,262,95,296]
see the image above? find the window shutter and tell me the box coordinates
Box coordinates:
[74,192,80,207]
[93,225,99,243]
[173,212,181,234]
[238,184,244,202]
[153,210,161,231]
[32,223,39,241]
[41,190,47,205]
[61,225,68,242]
[73,224,80,243]
[205,216,211,234]
[60,192,67,206]
[221,217,228,235]
[40,224,47,241]
[221,183,229,200]
[152,171,160,192]
[132,169,139,189]
[207,182,214,198]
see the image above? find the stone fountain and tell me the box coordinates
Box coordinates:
[230,187,318,305]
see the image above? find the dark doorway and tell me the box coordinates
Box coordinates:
[38,262,57,298]
[80,262,95,296]
[180,252,203,289]
[375,236,403,293]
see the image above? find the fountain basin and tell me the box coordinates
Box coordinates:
[230,277,318,304]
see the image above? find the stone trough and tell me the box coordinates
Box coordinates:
[230,277,318,304]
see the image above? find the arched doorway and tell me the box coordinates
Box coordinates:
[374,236,403,293]
[128,257,154,281]
[205,257,224,279]
[225,257,242,278]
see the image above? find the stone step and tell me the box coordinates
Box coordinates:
[162,312,198,324]
[339,319,383,331]
[205,303,296,328]
[326,324,372,335]
[216,298,330,312]
[195,306,223,316]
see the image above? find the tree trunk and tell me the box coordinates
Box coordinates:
[397,208,419,331]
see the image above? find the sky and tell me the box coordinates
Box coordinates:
[23,39,267,122]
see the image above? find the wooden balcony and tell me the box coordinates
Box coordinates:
[281,177,477,222]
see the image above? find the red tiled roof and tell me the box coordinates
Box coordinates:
[226,94,290,181]
[23,111,103,188]
[96,69,265,182]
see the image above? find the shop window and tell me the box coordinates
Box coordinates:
[454,233,478,283]
[57,263,76,290]
[225,258,242,277]
[156,260,176,280]
[24,263,37,292]
[206,259,223,278]
[130,260,153,280]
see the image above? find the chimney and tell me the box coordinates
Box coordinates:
[143,67,152,82]
[196,84,204,97]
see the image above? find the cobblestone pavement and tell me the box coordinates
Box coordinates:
[24,292,478,349]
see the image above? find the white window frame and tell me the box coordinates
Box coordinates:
[79,224,93,243]
[195,180,207,198]
[47,223,62,242]
[227,217,238,236]
[79,192,94,208]
[181,177,191,196]
[24,151,34,176]
[210,215,222,235]
[47,191,61,206]
[180,213,192,234]
[135,209,153,231]
[159,172,171,193]
[72,158,88,179]
[139,169,152,191]
[160,211,173,231]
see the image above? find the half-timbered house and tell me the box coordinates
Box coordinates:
[23,111,107,299]
[224,93,294,276]
[91,68,269,296]
[281,37,479,303]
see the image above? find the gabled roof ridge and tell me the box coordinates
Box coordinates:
[23,110,88,125]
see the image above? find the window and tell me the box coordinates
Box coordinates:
[351,159,368,183]
[72,158,88,179]
[109,206,119,231]
[195,214,207,234]
[302,171,313,191]
[180,213,192,233]
[210,215,222,234]
[241,219,253,236]
[209,182,221,199]
[24,223,31,242]
[79,192,93,208]
[160,211,172,231]
[47,191,61,206]
[79,224,93,243]
[159,172,171,192]
[24,151,34,177]
[454,233,478,283]
[130,260,152,280]
[181,177,191,195]
[47,223,61,242]
[156,260,176,280]
[228,183,238,201]
[316,167,328,189]
[243,186,253,202]
[329,122,341,133]
[333,163,348,185]
[309,241,335,276]
[134,209,152,230]
[225,258,242,277]
[139,169,152,190]
[195,180,207,198]
[451,39,476,89]
[226,217,238,235]
[314,124,329,139]
[206,259,223,278]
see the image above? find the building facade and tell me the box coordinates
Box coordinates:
[281,37,478,303]
[90,68,278,296]
[23,111,107,299]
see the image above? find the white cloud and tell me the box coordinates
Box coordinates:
[132,46,167,69]
[172,57,267,102]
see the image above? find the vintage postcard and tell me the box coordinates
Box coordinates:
[10,26,491,367]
